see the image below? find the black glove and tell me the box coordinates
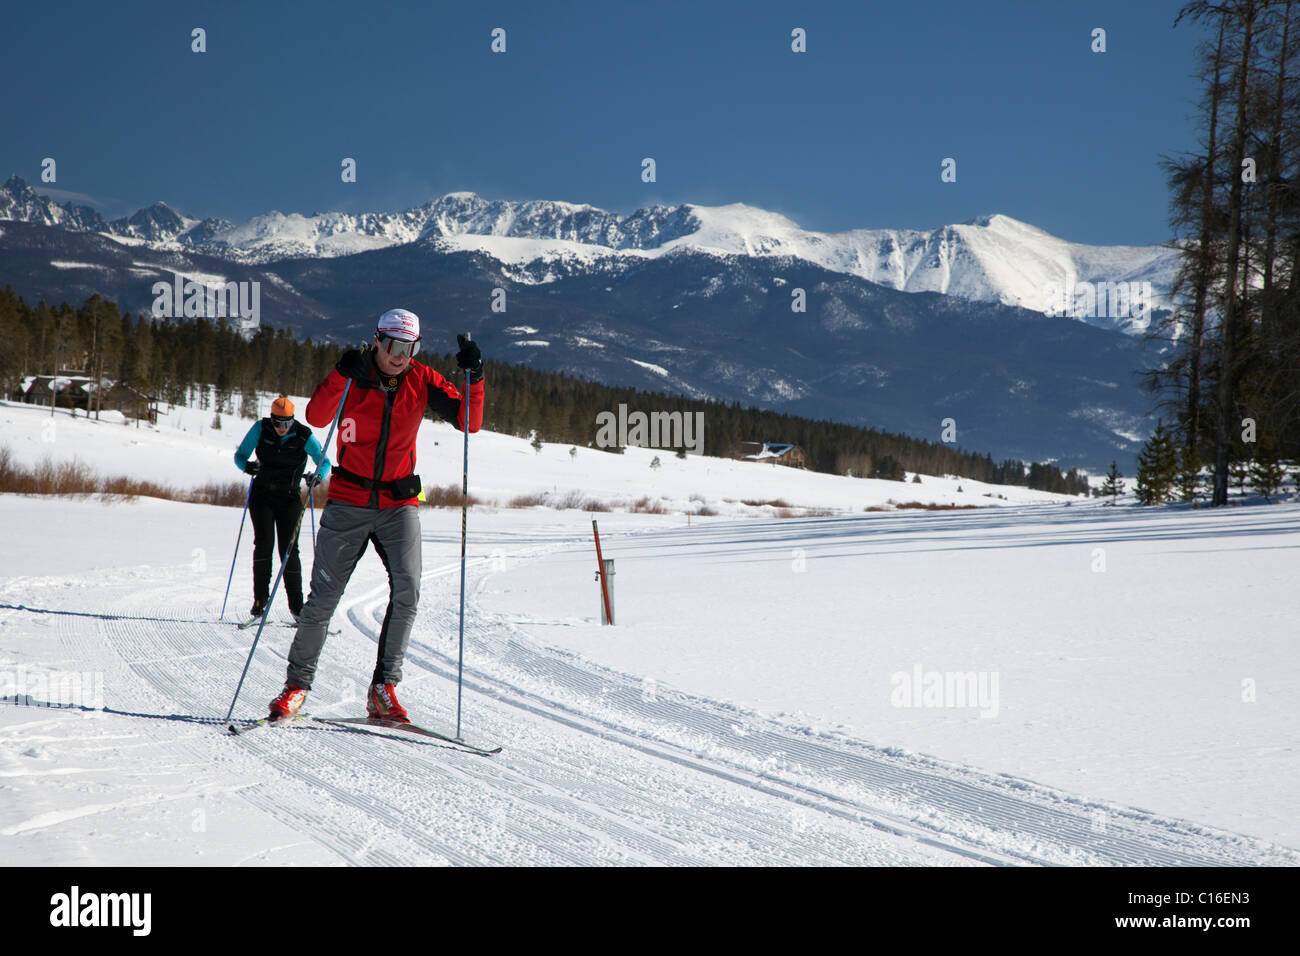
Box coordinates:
[335,347,372,382]
[456,335,484,383]
[304,472,324,489]
[244,460,261,476]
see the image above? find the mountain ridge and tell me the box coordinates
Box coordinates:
[0,175,1177,334]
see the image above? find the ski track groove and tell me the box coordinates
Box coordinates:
[93,599,534,866]
[381,602,1032,865]
[375,538,1293,868]
[89,580,886,864]
[347,567,968,865]
[459,636,1217,866]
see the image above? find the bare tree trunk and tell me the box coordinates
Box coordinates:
[1189,18,1229,467]
[1213,0,1258,506]
[1262,2,1293,324]
[1258,0,1296,438]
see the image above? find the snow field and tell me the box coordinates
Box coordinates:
[0,492,1296,864]
[0,395,1295,865]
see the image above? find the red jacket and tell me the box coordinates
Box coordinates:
[306,358,484,508]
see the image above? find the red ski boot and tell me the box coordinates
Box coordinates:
[269,684,307,719]
[367,683,409,722]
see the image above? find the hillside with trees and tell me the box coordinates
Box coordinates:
[0,286,1090,494]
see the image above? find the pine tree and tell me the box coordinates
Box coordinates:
[1135,423,1178,504]
[1230,455,1249,494]
[1175,445,1202,503]
[1249,434,1287,499]
[873,455,905,481]
[1100,460,1125,504]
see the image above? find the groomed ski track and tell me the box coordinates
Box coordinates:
[3,509,1295,867]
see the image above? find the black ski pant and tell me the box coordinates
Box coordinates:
[250,485,304,614]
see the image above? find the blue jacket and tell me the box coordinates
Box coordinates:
[234,420,332,479]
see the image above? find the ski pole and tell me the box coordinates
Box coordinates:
[220,477,255,620]
[456,332,472,741]
[308,482,317,548]
[224,379,352,729]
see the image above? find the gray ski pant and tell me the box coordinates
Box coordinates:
[285,500,422,690]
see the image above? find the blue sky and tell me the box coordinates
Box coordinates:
[2,0,1208,245]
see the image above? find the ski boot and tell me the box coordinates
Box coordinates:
[269,684,307,719]
[367,683,409,722]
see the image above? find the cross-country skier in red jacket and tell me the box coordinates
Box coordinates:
[268,308,484,721]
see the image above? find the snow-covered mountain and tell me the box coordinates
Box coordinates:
[0,176,1178,333]
[0,175,1179,468]
[675,206,1178,334]
[0,176,113,232]
[0,219,1164,469]
[0,177,231,247]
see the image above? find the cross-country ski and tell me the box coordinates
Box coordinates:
[236,618,339,635]
[314,716,502,755]
[227,711,312,735]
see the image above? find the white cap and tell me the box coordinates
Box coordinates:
[377,308,420,341]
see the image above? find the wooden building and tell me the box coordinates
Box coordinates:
[104,383,160,424]
[21,374,93,412]
[738,441,806,469]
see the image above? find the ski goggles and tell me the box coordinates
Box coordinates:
[271,415,293,427]
[376,332,420,358]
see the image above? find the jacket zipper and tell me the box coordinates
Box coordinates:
[371,384,396,507]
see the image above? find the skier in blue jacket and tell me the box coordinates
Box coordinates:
[233,396,331,620]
